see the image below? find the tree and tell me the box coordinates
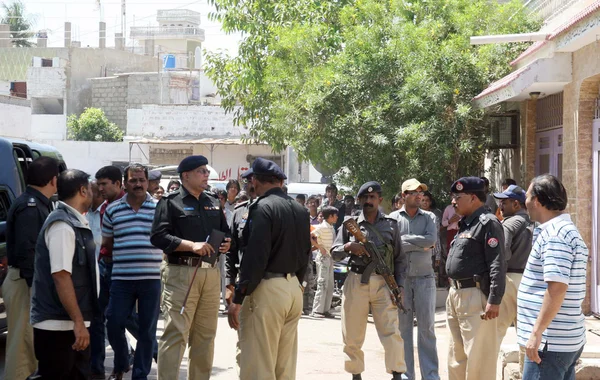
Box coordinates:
[1,0,34,47]
[206,0,539,200]
[67,108,124,142]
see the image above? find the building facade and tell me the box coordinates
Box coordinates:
[477,0,600,314]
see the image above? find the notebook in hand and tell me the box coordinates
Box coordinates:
[202,229,226,265]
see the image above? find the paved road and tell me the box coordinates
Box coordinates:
[0,307,452,380]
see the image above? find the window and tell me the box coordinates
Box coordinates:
[0,190,10,223]
[488,112,519,148]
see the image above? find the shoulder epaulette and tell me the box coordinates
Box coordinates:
[479,212,498,225]
[164,190,180,199]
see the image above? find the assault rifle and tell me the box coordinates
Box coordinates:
[343,218,407,313]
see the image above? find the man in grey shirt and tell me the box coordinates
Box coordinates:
[493,185,533,347]
[389,179,439,380]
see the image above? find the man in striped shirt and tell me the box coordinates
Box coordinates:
[517,174,588,380]
[102,164,163,380]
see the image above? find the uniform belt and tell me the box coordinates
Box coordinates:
[349,265,366,275]
[507,268,524,274]
[167,256,216,268]
[263,272,296,280]
[449,278,477,289]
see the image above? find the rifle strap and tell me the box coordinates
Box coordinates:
[361,222,394,274]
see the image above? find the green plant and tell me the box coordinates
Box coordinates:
[67,108,124,142]
[1,0,35,47]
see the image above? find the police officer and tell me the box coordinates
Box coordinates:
[225,184,256,304]
[446,177,506,380]
[331,181,406,380]
[493,185,533,371]
[148,169,162,196]
[227,158,310,380]
[4,156,59,380]
[150,155,231,380]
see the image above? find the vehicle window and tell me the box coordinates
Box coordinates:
[32,150,41,159]
[0,190,9,223]
[13,149,26,188]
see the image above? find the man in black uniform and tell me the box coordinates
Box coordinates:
[445,176,506,380]
[227,157,310,380]
[4,156,59,380]
[150,155,231,380]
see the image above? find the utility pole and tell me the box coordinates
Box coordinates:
[121,0,126,43]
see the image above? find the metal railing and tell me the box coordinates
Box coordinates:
[524,0,583,22]
[157,9,201,25]
[130,26,205,41]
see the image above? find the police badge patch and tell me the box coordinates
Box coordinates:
[456,182,463,191]
[487,238,499,248]
[27,197,36,207]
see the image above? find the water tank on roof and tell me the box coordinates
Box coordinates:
[163,54,176,70]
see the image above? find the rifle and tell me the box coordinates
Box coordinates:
[343,218,407,313]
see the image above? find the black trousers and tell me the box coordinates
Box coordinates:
[33,327,91,380]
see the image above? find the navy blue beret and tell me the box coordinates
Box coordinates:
[148,170,162,181]
[177,155,209,173]
[357,181,382,197]
[242,157,287,179]
[451,177,485,193]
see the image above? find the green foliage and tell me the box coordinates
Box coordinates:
[206,0,539,201]
[1,0,34,47]
[67,108,124,142]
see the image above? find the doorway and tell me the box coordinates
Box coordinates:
[535,128,563,180]
[591,120,600,315]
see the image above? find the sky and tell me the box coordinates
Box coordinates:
[9,0,241,54]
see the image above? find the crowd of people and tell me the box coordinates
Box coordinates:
[2,154,588,380]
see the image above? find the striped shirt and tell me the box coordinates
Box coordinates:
[517,214,588,352]
[102,193,163,281]
[312,220,335,253]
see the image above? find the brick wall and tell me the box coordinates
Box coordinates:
[91,76,128,130]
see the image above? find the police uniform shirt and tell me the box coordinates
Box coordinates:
[226,200,251,285]
[446,206,506,304]
[233,187,310,304]
[6,186,52,286]
[150,185,229,257]
[331,211,407,286]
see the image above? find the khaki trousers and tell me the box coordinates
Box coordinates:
[239,274,303,380]
[158,264,220,380]
[446,287,498,380]
[342,272,406,375]
[3,267,37,380]
[497,273,522,343]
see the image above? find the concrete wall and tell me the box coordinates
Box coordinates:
[68,48,159,117]
[27,67,67,98]
[0,101,31,138]
[128,104,241,138]
[0,48,69,82]
[31,115,66,140]
[39,140,149,174]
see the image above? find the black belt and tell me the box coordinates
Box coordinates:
[507,268,524,274]
[349,265,366,274]
[449,278,477,289]
[264,272,296,280]
[167,256,215,268]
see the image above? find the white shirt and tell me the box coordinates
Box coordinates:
[33,201,100,331]
[312,220,336,253]
[86,204,103,261]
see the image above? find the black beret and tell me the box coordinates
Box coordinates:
[148,170,162,181]
[243,157,287,179]
[177,155,209,173]
[357,181,382,198]
[451,176,485,193]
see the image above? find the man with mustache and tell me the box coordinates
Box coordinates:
[331,181,407,380]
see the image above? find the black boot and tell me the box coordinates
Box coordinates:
[391,371,404,380]
[352,374,362,380]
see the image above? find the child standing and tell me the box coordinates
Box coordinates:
[310,206,339,318]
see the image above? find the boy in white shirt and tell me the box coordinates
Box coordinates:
[310,206,339,318]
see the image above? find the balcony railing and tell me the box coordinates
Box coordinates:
[524,0,582,22]
[157,9,201,25]
[130,26,205,41]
